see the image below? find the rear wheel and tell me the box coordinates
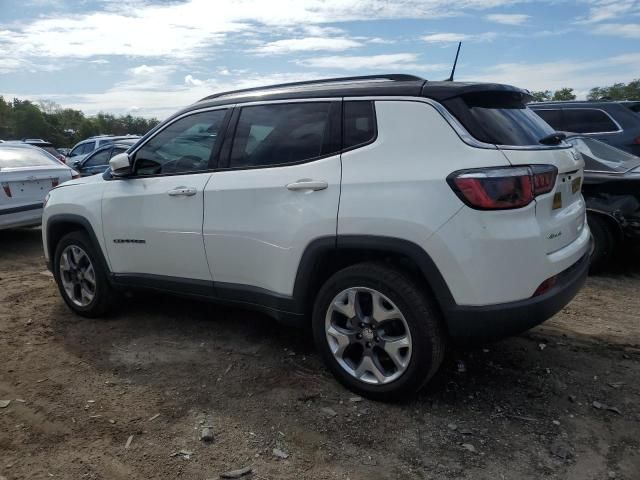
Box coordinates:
[587,213,616,273]
[312,262,445,401]
[53,231,117,317]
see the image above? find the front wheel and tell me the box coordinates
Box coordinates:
[53,231,117,317]
[312,262,446,401]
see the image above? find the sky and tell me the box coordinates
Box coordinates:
[0,0,638,120]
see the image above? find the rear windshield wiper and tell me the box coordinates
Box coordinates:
[538,132,566,146]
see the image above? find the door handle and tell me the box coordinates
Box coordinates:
[167,186,197,197]
[286,179,328,191]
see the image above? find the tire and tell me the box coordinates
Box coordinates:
[587,213,616,274]
[312,262,446,401]
[53,230,117,317]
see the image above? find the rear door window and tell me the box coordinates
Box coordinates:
[533,109,563,131]
[229,102,334,168]
[563,109,619,134]
[343,101,376,150]
[444,92,556,146]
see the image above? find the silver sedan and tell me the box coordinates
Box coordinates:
[0,143,77,230]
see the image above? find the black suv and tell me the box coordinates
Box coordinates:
[530,101,640,157]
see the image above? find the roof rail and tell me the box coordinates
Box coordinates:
[198,74,425,102]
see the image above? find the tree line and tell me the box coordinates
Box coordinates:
[0,96,160,148]
[530,78,640,102]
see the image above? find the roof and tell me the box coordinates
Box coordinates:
[529,100,637,107]
[92,139,139,151]
[0,143,52,154]
[185,74,528,114]
[4,140,53,147]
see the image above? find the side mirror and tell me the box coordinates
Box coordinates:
[109,153,132,177]
[72,160,81,169]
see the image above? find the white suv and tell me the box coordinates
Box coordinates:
[42,75,591,400]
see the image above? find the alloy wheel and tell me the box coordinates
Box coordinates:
[59,245,96,307]
[325,287,412,385]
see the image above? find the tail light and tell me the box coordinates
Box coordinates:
[71,171,80,179]
[634,136,640,145]
[1,182,11,198]
[56,154,66,164]
[447,165,558,210]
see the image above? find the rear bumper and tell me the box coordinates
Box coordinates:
[445,250,590,344]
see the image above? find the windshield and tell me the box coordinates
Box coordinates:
[569,137,640,173]
[445,91,556,146]
[0,146,59,168]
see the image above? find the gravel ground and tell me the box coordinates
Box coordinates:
[0,228,639,480]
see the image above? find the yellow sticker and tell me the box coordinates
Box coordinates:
[553,192,562,210]
[572,177,582,194]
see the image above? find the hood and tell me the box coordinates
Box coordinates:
[57,171,106,188]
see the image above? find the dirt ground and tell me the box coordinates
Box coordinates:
[1,228,639,480]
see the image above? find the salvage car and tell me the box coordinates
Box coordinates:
[568,135,640,271]
[42,74,590,400]
[530,101,640,157]
[1,143,77,230]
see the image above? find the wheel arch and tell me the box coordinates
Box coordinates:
[586,209,623,242]
[292,235,456,321]
[46,214,111,277]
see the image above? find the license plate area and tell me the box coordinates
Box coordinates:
[9,179,52,199]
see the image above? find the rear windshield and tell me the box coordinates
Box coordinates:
[0,147,58,168]
[38,145,61,157]
[569,137,640,173]
[444,91,556,146]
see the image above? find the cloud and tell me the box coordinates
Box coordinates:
[593,22,640,38]
[485,13,530,25]
[184,75,203,86]
[5,71,327,119]
[421,32,497,43]
[577,0,640,24]
[0,0,525,70]
[468,53,640,98]
[253,37,363,55]
[120,65,177,90]
[295,53,448,72]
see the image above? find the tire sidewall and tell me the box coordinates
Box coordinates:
[312,266,441,399]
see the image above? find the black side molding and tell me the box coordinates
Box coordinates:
[1,202,43,216]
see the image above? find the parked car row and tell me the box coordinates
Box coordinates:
[69,138,139,176]
[65,134,141,165]
[529,101,640,270]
